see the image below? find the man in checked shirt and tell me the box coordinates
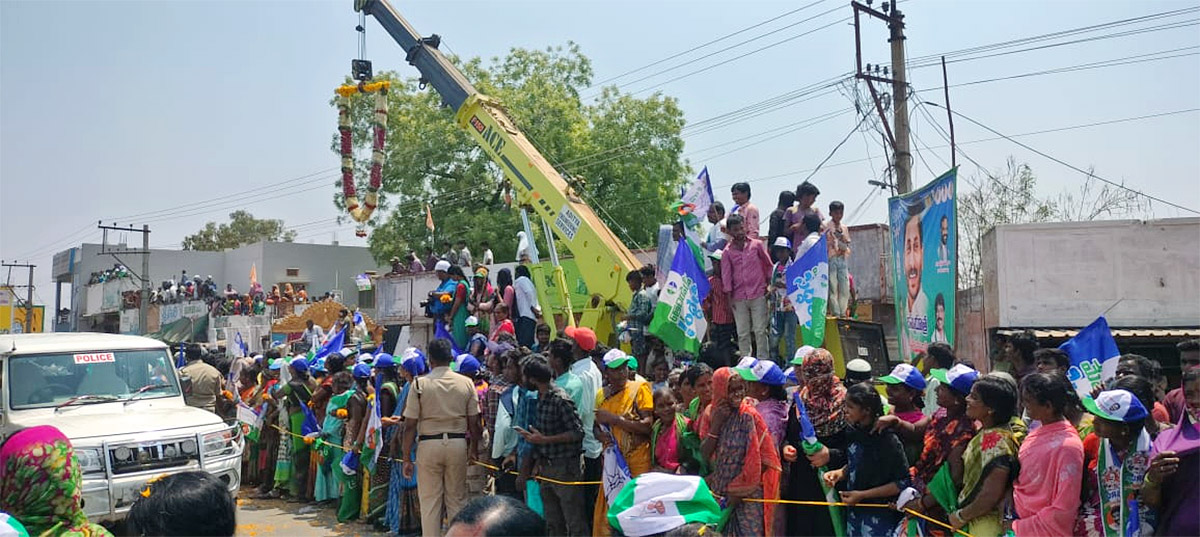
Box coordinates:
[516,356,587,536]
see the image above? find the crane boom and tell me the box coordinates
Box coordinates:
[356,0,642,337]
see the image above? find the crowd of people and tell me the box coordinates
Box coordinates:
[200,315,1200,537]
[388,240,496,275]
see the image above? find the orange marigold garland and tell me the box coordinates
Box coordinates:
[336,81,390,237]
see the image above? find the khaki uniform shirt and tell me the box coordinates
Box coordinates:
[180,360,222,412]
[402,366,480,436]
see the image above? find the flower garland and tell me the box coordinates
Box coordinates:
[336,81,390,235]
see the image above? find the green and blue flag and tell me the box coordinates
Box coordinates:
[649,238,710,354]
[788,235,829,346]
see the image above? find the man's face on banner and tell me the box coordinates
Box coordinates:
[941,216,949,246]
[904,214,923,305]
[936,301,945,331]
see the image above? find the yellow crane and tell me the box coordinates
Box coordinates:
[353,0,643,343]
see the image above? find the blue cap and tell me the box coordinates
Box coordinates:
[735,358,786,386]
[931,364,980,396]
[374,353,396,369]
[879,363,927,391]
[399,347,428,376]
[312,357,328,374]
[452,354,481,375]
[352,363,372,379]
[289,357,310,373]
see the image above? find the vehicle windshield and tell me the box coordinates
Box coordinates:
[8,349,181,409]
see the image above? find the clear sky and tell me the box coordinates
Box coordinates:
[2,0,1198,328]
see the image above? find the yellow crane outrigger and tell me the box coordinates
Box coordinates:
[354,0,642,343]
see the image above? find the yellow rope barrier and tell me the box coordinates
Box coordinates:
[264,424,972,537]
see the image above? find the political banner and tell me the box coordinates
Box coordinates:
[889,168,958,363]
[1059,316,1121,396]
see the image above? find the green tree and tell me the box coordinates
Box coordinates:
[181,210,296,251]
[333,43,689,264]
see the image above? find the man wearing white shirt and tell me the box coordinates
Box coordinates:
[512,265,542,347]
[480,241,495,265]
[794,213,823,259]
[705,201,729,253]
[301,319,324,349]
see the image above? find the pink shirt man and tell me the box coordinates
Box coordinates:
[720,237,772,301]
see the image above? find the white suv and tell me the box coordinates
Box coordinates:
[0,333,241,523]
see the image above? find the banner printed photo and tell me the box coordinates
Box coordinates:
[889,168,958,363]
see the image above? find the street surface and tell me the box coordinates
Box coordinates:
[236,489,388,537]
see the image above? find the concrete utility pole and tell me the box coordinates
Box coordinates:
[852,1,912,193]
[98,223,151,335]
[888,6,912,194]
[1,262,36,333]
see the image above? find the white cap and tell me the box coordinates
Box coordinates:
[465,315,479,327]
[434,260,452,272]
[708,249,723,261]
[773,237,792,249]
[736,356,758,369]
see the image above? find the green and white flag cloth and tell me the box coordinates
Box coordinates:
[607,472,722,537]
[648,238,710,354]
[0,513,28,537]
[788,234,829,346]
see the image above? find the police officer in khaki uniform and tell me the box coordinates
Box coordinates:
[401,338,481,537]
[179,344,222,413]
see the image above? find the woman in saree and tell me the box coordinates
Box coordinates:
[701,367,782,537]
[365,353,402,528]
[446,265,471,351]
[314,371,354,504]
[592,349,654,537]
[279,357,317,502]
[0,426,113,537]
[951,375,1020,537]
[386,348,427,536]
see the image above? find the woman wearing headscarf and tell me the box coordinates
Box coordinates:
[781,348,849,536]
[386,348,428,536]
[0,426,113,537]
[469,266,494,334]
[700,367,782,536]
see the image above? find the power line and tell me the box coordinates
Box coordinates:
[111,167,337,222]
[924,101,1200,215]
[584,0,835,89]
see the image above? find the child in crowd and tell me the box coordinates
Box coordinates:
[768,237,796,362]
[824,383,910,537]
[532,323,551,353]
[651,357,672,392]
[877,363,928,462]
[127,471,237,536]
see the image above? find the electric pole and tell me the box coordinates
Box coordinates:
[1,262,36,333]
[98,223,151,335]
[888,6,911,194]
[853,1,912,193]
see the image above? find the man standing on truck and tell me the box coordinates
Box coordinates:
[180,344,222,413]
[401,339,482,537]
[720,213,773,359]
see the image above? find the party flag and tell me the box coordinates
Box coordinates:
[648,238,710,354]
[788,235,830,346]
[607,473,722,537]
[680,166,714,219]
[793,391,844,537]
[1059,316,1121,397]
[312,328,345,362]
